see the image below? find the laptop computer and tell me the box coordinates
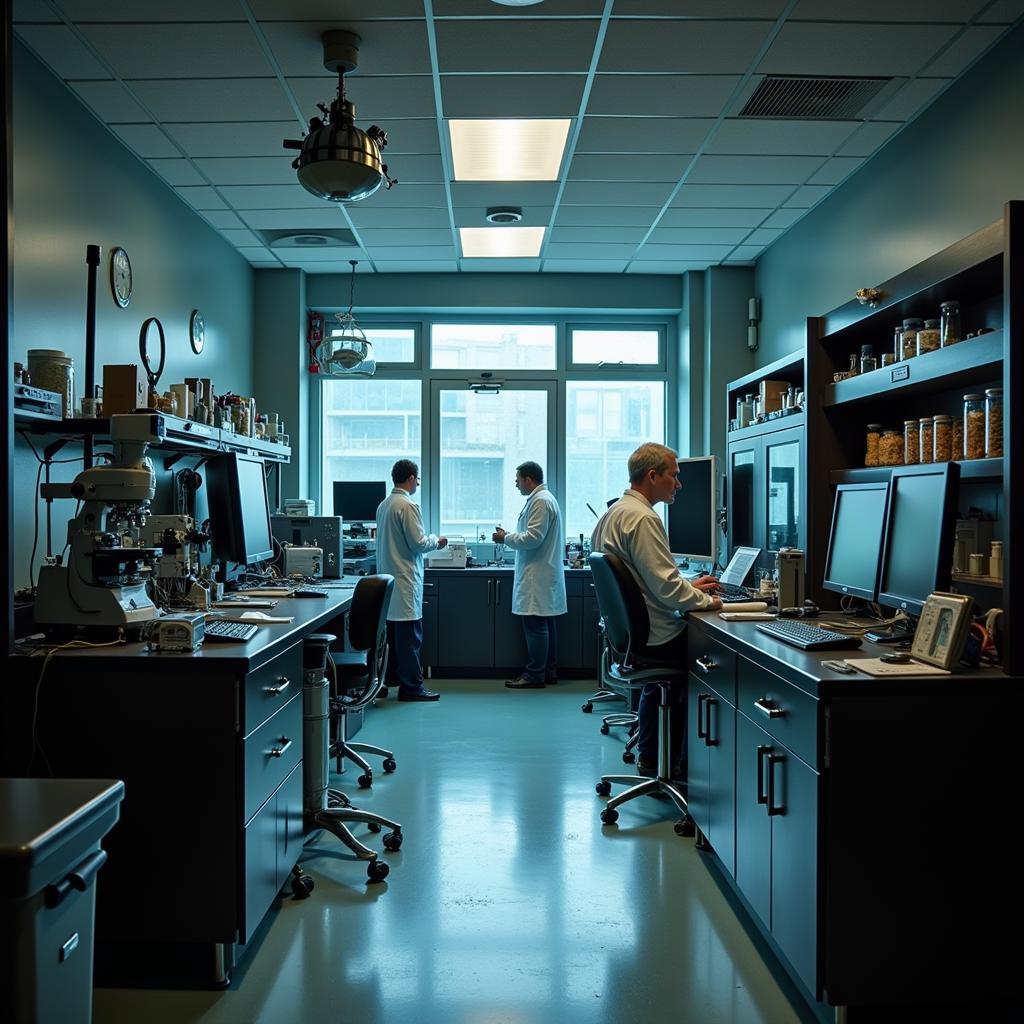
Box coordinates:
[713,546,762,602]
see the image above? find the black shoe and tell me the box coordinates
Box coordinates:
[397,688,441,702]
[504,676,545,689]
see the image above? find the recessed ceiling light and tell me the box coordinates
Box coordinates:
[491,1,546,6]
[485,207,523,224]
[449,119,571,181]
[460,226,545,258]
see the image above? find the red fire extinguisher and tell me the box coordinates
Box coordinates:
[307,311,324,373]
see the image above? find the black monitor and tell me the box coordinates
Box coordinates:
[333,480,387,522]
[822,481,890,602]
[668,456,718,565]
[877,463,960,616]
[206,453,275,565]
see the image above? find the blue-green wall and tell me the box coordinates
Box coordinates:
[755,22,1024,364]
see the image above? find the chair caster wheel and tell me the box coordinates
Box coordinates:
[622,751,635,764]
[383,830,403,852]
[582,702,593,713]
[358,773,373,789]
[382,757,397,773]
[367,860,389,883]
[599,723,610,735]
[595,780,611,797]
[367,821,382,833]
[600,807,619,825]
[674,818,696,838]
[290,870,314,899]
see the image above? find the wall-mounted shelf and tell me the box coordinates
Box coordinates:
[951,573,1004,590]
[727,411,805,442]
[829,457,1003,486]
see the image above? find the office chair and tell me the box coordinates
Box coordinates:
[588,552,694,834]
[595,625,640,764]
[329,575,398,788]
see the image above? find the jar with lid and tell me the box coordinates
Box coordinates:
[916,417,933,464]
[990,540,1003,581]
[952,417,964,460]
[859,344,877,374]
[893,324,906,362]
[879,429,903,466]
[738,394,754,428]
[916,319,941,355]
[865,424,883,467]
[901,318,922,360]
[963,394,985,459]
[933,415,953,462]
[985,388,1002,457]
[940,300,961,346]
[26,348,74,418]
[903,420,919,465]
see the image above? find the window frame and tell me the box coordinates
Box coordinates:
[566,322,667,372]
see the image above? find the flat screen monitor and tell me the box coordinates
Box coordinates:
[333,480,387,522]
[877,463,960,617]
[668,456,718,565]
[822,482,890,602]
[206,453,275,566]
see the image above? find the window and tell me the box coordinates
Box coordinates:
[430,324,556,370]
[570,328,661,366]
[564,381,665,537]
[350,326,416,364]
[321,379,421,513]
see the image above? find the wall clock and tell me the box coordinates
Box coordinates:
[110,246,132,308]
[189,309,205,355]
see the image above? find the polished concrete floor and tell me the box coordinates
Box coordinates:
[95,680,808,1024]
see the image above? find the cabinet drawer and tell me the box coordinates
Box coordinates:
[244,643,303,736]
[688,628,737,706]
[243,692,302,823]
[737,656,818,768]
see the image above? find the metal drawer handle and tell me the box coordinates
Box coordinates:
[696,693,708,740]
[487,579,493,605]
[754,697,783,718]
[264,676,290,695]
[695,655,717,673]
[269,738,293,758]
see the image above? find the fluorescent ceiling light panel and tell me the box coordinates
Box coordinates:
[449,119,571,181]
[460,226,546,258]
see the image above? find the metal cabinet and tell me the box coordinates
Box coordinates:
[581,585,602,670]
[556,578,584,669]
[421,581,439,670]
[435,575,494,667]
[492,576,529,668]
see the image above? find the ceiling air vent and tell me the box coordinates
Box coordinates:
[739,76,891,120]
[259,228,359,249]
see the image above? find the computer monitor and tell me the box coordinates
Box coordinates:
[877,463,960,616]
[333,480,387,523]
[668,456,718,565]
[822,481,891,602]
[206,453,275,566]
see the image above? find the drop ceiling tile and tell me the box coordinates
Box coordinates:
[61,1,243,18]
[68,81,150,122]
[12,1,60,21]
[371,119,440,155]
[350,207,452,229]
[587,74,742,117]
[252,0,425,16]
[147,159,206,187]
[636,243,735,261]
[436,0,604,13]
[554,206,661,227]
[163,122,300,158]
[600,21,770,73]
[218,184,331,208]
[659,207,771,228]
[726,244,766,261]
[194,157,296,186]
[79,24,271,79]
[561,181,674,206]
[236,246,277,261]
[782,185,830,208]
[387,154,445,184]
[549,226,647,244]
[249,261,285,267]
[461,259,544,273]
[625,261,712,274]
[707,119,858,156]
[358,229,455,246]
[541,260,630,274]
[288,76,437,121]
[807,157,863,186]
[450,182,559,207]
[373,261,460,273]
[441,75,586,118]
[14,25,110,79]
[757,23,958,77]
[836,122,901,157]
[280,247,366,262]
[569,153,690,182]
[108,124,180,159]
[200,210,246,230]
[673,183,795,207]
[615,1,786,12]
[260,21,431,77]
[219,228,262,246]
[978,0,1024,21]
[745,228,784,246]
[925,25,1006,76]
[174,186,228,210]
[281,259,368,271]
[452,207,552,227]
[436,20,600,73]
[130,79,296,122]
[689,154,822,185]
[872,78,951,121]
[576,117,714,154]
[358,184,449,208]
[648,227,751,245]
[792,0,988,19]
[761,208,804,229]
[544,243,637,259]
[365,246,457,260]
[239,209,351,229]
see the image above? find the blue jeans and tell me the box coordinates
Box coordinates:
[386,619,425,694]
[635,629,688,773]
[521,615,558,683]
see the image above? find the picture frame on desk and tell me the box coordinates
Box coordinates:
[911,592,973,670]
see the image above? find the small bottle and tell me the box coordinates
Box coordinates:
[918,416,933,465]
[848,353,859,375]
[916,319,941,355]
[893,324,906,363]
[865,424,882,467]
[903,419,919,465]
[879,429,903,466]
[940,300,961,347]
[901,318,922,359]
[963,394,985,459]
[990,540,1003,581]
[933,415,953,463]
[860,344,877,374]
[985,387,1003,458]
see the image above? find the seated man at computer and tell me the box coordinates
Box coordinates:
[591,443,722,778]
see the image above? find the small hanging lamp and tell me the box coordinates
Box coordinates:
[317,260,375,376]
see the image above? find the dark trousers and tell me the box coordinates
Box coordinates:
[386,619,425,695]
[635,629,688,773]
[521,615,558,683]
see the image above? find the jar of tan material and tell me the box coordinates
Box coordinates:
[26,349,74,417]
[903,420,919,465]
[952,417,964,460]
[879,429,903,466]
[918,417,933,465]
[940,301,961,346]
[901,318,922,360]
[916,319,941,355]
[865,424,883,467]
[985,388,1003,458]
[963,394,985,459]
[933,415,953,462]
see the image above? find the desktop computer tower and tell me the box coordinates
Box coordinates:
[271,515,343,577]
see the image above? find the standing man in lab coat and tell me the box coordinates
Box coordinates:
[493,462,567,689]
[376,459,447,702]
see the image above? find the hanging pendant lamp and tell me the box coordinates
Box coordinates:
[317,261,375,376]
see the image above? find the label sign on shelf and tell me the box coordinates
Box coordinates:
[891,365,910,383]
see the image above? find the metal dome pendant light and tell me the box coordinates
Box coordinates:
[318,260,375,376]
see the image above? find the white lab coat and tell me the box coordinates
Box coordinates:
[591,488,712,647]
[502,485,567,617]
[375,488,438,621]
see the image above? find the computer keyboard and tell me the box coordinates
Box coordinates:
[204,620,259,642]
[756,619,863,651]
[716,584,757,602]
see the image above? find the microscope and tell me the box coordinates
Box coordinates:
[35,414,167,631]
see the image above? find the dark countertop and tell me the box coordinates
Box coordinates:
[425,566,592,576]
